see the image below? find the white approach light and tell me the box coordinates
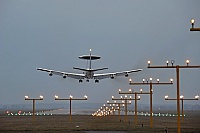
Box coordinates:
[148,60,151,66]
[180,95,184,99]
[195,95,199,100]
[69,95,73,99]
[166,60,169,66]
[40,95,43,99]
[138,96,141,99]
[190,19,195,24]
[55,95,58,99]
[186,60,190,66]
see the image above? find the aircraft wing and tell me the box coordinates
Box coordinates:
[115,69,143,76]
[37,68,85,79]
[94,69,143,80]
[94,73,115,79]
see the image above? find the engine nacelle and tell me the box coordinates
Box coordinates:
[125,73,128,77]
[95,79,99,83]
[79,79,83,83]
[111,76,114,79]
[63,74,67,79]
[49,72,53,76]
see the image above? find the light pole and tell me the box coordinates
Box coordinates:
[112,95,138,122]
[190,18,200,31]
[24,95,43,122]
[119,88,150,126]
[147,59,200,133]
[165,95,199,122]
[129,78,173,128]
[54,95,88,122]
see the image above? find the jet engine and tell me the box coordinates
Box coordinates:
[79,79,83,83]
[95,79,99,83]
[49,72,53,76]
[125,73,128,77]
[63,74,67,78]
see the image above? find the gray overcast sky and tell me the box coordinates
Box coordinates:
[0,0,199,105]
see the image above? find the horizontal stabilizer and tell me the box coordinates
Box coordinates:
[92,67,108,72]
[73,67,88,71]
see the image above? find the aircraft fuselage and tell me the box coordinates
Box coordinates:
[85,70,94,79]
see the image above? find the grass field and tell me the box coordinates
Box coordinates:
[0,110,200,133]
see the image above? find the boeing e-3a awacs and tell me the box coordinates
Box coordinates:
[37,49,142,83]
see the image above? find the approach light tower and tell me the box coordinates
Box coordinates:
[54,95,88,122]
[147,60,200,133]
[24,95,43,122]
[119,88,150,126]
[165,95,199,122]
[129,78,173,128]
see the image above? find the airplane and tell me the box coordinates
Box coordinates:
[37,49,142,83]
